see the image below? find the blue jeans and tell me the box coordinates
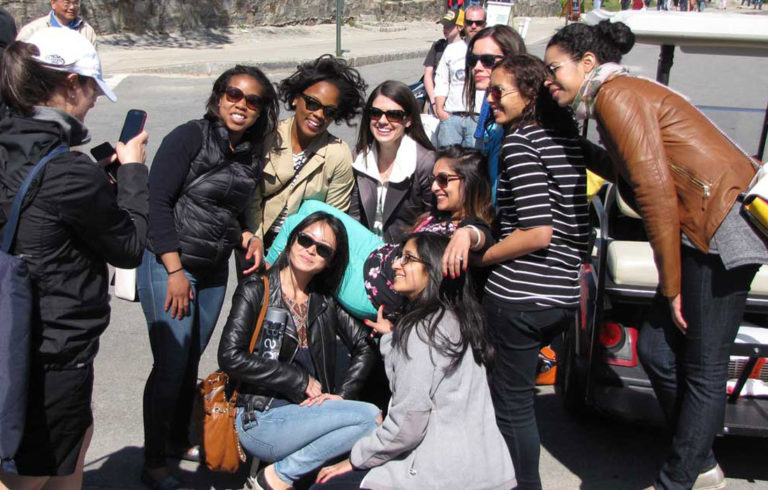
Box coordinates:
[137,249,228,468]
[637,247,758,490]
[435,114,480,149]
[484,297,575,490]
[236,401,380,484]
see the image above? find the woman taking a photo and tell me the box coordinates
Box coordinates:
[312,232,516,490]
[219,212,378,490]
[0,28,148,488]
[243,54,367,268]
[545,21,766,490]
[138,65,279,489]
[480,54,589,489]
[349,80,435,243]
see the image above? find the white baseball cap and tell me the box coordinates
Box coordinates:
[28,27,117,102]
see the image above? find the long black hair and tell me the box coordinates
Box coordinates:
[205,64,281,161]
[272,211,349,293]
[393,232,493,371]
[278,54,367,126]
[493,55,579,136]
[355,80,435,155]
[547,20,635,64]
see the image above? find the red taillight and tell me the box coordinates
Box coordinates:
[599,322,623,349]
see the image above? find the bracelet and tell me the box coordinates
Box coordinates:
[466,225,483,250]
[167,267,184,276]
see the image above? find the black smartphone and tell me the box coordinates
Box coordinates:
[118,109,147,144]
[90,142,115,161]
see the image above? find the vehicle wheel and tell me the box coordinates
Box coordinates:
[556,322,588,415]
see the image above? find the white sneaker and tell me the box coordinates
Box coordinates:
[693,464,727,490]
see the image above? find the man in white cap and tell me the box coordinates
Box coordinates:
[17,0,97,46]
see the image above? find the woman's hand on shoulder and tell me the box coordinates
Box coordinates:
[315,459,354,485]
[115,130,148,165]
[443,227,472,278]
[364,305,393,337]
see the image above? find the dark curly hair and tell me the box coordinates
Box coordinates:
[278,54,367,126]
[464,25,526,112]
[547,20,635,64]
[205,65,281,161]
[493,55,578,136]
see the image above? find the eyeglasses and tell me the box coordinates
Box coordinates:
[465,19,486,27]
[368,107,407,124]
[300,93,340,120]
[488,85,519,101]
[296,232,335,260]
[546,59,577,76]
[225,86,262,111]
[397,253,429,267]
[431,172,464,188]
[467,53,504,69]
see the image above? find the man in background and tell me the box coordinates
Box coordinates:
[17,0,96,45]
[423,10,464,115]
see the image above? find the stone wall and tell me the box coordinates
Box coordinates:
[5,0,560,35]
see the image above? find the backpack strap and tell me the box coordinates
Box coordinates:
[2,144,69,253]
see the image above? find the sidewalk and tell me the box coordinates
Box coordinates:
[98,18,566,76]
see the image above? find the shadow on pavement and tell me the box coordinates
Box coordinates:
[100,29,233,49]
[83,446,249,489]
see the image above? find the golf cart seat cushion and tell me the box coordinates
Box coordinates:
[606,240,768,293]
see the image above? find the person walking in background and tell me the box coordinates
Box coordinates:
[0,27,148,489]
[423,10,464,115]
[433,5,487,147]
[349,80,435,243]
[243,55,367,269]
[480,54,590,490]
[138,65,280,490]
[17,0,96,45]
[545,21,768,490]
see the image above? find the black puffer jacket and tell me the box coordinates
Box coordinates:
[0,107,148,368]
[151,117,259,273]
[218,267,376,411]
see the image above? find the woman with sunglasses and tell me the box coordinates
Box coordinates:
[312,232,516,490]
[219,211,378,490]
[138,65,280,489]
[480,54,589,490]
[243,54,367,271]
[349,80,435,244]
[545,22,766,490]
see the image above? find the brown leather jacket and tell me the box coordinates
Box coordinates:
[589,76,756,297]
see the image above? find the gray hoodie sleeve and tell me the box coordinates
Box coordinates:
[350,320,454,469]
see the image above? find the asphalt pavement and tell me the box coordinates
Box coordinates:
[79,10,768,490]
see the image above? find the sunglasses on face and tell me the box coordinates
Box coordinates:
[431,172,464,188]
[397,252,429,267]
[296,232,335,260]
[300,93,340,120]
[467,53,504,69]
[465,19,486,27]
[225,86,262,111]
[488,85,519,101]
[368,107,407,124]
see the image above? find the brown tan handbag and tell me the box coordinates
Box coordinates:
[201,275,269,473]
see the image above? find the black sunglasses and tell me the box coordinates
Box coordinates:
[488,85,519,101]
[467,53,504,69]
[296,232,335,260]
[431,172,464,188]
[465,19,486,27]
[300,93,340,120]
[368,107,407,123]
[398,252,429,267]
[225,86,262,111]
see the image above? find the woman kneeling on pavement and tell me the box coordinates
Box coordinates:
[138,65,280,489]
[312,232,516,490]
[546,21,768,490]
[0,28,148,488]
[219,212,379,490]
[480,54,590,490]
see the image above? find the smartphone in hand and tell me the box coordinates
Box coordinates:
[119,109,147,144]
[91,142,118,181]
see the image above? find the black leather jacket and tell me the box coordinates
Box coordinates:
[218,268,376,411]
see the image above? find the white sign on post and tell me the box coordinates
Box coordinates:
[486,1,515,27]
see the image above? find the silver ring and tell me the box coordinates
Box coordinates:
[457,255,463,261]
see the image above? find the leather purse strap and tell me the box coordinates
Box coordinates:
[230,275,270,402]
